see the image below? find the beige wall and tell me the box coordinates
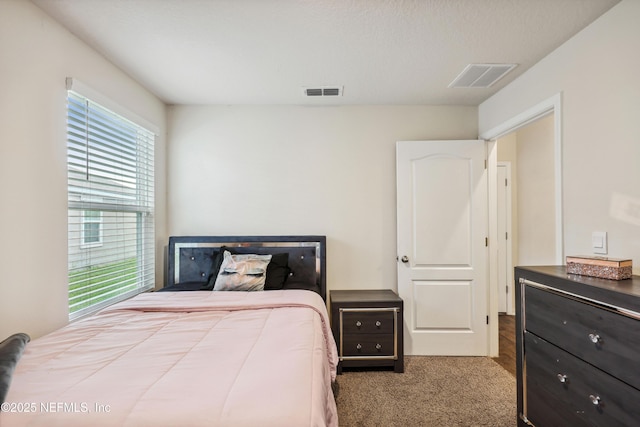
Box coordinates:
[167,105,478,293]
[516,115,556,265]
[480,0,640,272]
[0,0,167,339]
[498,115,556,266]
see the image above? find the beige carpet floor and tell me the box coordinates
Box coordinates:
[334,356,517,427]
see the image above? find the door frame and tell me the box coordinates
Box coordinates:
[480,93,564,264]
[480,92,564,356]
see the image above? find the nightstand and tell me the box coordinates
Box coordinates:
[330,289,404,373]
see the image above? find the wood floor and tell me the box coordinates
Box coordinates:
[492,314,516,376]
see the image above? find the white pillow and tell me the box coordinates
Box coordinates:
[213,251,272,291]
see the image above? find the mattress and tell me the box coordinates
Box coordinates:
[1,290,338,427]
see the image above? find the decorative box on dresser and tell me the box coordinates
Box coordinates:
[515,266,640,427]
[330,289,404,373]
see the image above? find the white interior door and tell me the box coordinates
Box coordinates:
[497,162,513,314]
[397,140,489,356]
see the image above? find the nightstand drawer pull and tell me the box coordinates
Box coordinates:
[375,343,382,350]
[355,321,362,328]
[375,321,381,327]
[589,394,601,407]
[556,373,568,383]
[588,333,601,344]
[356,343,362,350]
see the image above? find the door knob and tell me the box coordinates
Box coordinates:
[401,255,409,263]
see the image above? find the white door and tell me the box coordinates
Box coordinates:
[397,140,489,356]
[497,162,513,314]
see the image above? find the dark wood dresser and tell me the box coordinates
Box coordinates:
[330,289,404,373]
[515,266,640,427]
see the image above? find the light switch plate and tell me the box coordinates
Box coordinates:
[592,231,607,254]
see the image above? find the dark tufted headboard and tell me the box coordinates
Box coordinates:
[166,236,327,300]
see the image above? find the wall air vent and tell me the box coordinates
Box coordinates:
[302,86,343,97]
[448,64,517,88]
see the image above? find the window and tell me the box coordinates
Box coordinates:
[81,210,103,247]
[67,89,155,320]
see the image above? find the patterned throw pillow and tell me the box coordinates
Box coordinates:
[213,251,272,291]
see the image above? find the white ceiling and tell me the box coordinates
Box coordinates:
[32,0,620,106]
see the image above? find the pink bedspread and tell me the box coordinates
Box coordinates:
[1,290,339,427]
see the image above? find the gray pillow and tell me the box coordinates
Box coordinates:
[0,333,30,404]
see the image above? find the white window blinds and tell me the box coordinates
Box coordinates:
[67,90,155,320]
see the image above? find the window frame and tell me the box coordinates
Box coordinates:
[66,79,156,320]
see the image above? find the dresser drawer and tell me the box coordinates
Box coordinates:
[341,310,396,334]
[524,331,640,427]
[525,284,640,389]
[342,333,395,357]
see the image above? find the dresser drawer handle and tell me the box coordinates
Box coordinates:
[589,394,602,407]
[556,374,568,383]
[356,343,362,350]
[375,321,382,328]
[375,343,382,350]
[588,333,601,344]
[355,321,362,328]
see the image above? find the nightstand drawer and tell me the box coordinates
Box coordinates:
[330,289,404,373]
[342,333,395,357]
[525,284,640,389]
[341,310,395,334]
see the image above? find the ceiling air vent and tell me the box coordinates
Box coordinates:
[302,86,343,97]
[449,64,517,88]
[322,87,340,96]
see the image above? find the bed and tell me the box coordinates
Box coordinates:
[0,235,338,427]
